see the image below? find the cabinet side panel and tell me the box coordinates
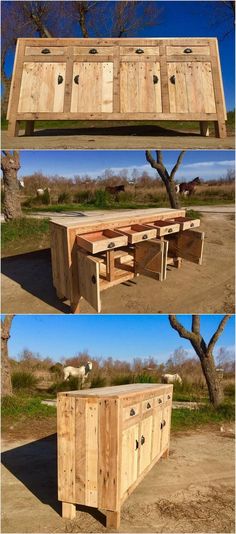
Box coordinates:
[50,223,70,298]
[57,395,76,503]
[98,399,120,511]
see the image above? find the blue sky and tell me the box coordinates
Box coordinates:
[16,150,235,182]
[3,1,235,110]
[6,314,235,363]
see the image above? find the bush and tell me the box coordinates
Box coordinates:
[48,376,82,394]
[12,371,38,390]
[134,373,156,383]
[224,382,235,398]
[73,190,94,203]
[90,373,107,388]
[111,374,134,385]
[93,189,111,208]
[58,191,71,204]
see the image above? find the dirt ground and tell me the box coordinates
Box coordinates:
[1,212,235,314]
[2,125,235,150]
[1,422,235,533]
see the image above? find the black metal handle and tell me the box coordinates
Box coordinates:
[130,408,136,416]
[167,395,171,399]
[147,402,151,409]
[160,422,163,429]
[158,398,162,404]
[89,48,98,54]
[163,419,166,427]
[135,439,139,450]
[136,48,144,54]
[91,275,96,284]
[168,228,173,233]
[184,48,192,54]
[58,75,63,85]
[41,48,50,54]
[142,234,148,240]
[161,420,166,430]
[108,242,115,249]
[74,75,79,85]
[141,435,145,445]
[170,75,176,85]
[190,222,194,227]
[153,75,159,84]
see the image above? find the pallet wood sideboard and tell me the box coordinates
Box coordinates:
[50,208,205,313]
[7,37,227,138]
[57,383,173,529]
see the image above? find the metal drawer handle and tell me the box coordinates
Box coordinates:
[141,435,145,445]
[170,75,176,84]
[136,48,144,54]
[158,398,162,404]
[135,439,139,450]
[74,75,79,85]
[41,48,50,54]
[58,75,63,85]
[147,402,151,409]
[184,48,192,54]
[91,275,96,284]
[108,242,115,249]
[153,75,159,84]
[167,395,171,399]
[130,408,136,416]
[89,48,98,54]
[142,234,148,240]
[168,228,173,233]
[190,223,194,227]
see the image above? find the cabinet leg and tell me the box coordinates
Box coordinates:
[62,502,76,520]
[200,121,209,137]
[25,120,35,136]
[7,119,20,137]
[173,257,182,269]
[106,510,121,529]
[162,448,169,459]
[56,289,65,299]
[214,120,227,139]
[106,249,115,282]
[71,298,81,314]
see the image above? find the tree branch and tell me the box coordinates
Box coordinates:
[169,315,198,342]
[192,315,200,334]
[207,315,231,354]
[170,151,186,181]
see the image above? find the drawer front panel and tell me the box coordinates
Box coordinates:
[73,46,114,55]
[25,46,66,56]
[120,46,159,56]
[123,403,140,422]
[116,224,157,244]
[147,221,180,236]
[167,45,210,56]
[77,230,128,254]
[169,217,200,231]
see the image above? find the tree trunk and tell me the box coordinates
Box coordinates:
[199,351,224,407]
[163,177,180,209]
[1,151,22,221]
[1,77,12,117]
[1,315,14,396]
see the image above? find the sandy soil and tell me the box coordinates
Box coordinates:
[2,126,235,150]
[1,212,235,314]
[1,424,234,533]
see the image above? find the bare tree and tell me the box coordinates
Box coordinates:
[1,151,22,221]
[145,150,185,208]
[1,315,15,396]
[169,315,231,407]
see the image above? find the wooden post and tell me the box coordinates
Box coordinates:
[200,121,209,136]
[7,119,20,137]
[62,502,76,520]
[214,120,227,139]
[106,250,115,282]
[106,510,121,529]
[173,257,182,269]
[25,120,35,136]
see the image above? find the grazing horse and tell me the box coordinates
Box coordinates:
[63,361,93,384]
[105,185,125,200]
[175,177,201,197]
[161,373,182,385]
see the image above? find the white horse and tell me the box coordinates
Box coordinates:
[161,373,182,384]
[63,361,93,384]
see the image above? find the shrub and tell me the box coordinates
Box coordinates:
[224,382,235,398]
[73,190,94,203]
[11,371,38,390]
[94,189,111,208]
[134,373,156,383]
[90,373,107,388]
[58,191,71,204]
[48,376,81,394]
[111,374,134,386]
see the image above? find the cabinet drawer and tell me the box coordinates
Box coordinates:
[116,224,157,244]
[73,46,114,56]
[147,220,180,236]
[168,217,200,231]
[123,403,140,422]
[76,230,128,254]
[120,46,159,56]
[142,397,154,413]
[25,46,66,56]
[166,45,210,56]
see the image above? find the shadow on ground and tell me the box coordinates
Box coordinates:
[1,248,69,313]
[23,124,200,138]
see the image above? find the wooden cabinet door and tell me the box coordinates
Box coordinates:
[139,416,153,474]
[151,408,162,460]
[161,405,172,452]
[77,251,101,312]
[71,62,113,112]
[168,230,205,265]
[135,239,165,281]
[120,62,162,113]
[167,61,216,113]
[120,423,139,497]
[18,62,66,112]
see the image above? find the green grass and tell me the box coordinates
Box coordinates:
[1,394,56,419]
[12,371,38,390]
[1,217,50,245]
[171,402,235,432]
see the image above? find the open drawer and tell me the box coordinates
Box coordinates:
[167,216,200,231]
[146,220,180,236]
[115,224,157,244]
[77,229,128,254]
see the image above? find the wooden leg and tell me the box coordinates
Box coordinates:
[214,120,227,139]
[71,297,81,314]
[62,502,76,520]
[162,448,169,459]
[200,121,209,137]
[106,250,115,282]
[56,289,65,299]
[173,257,182,269]
[25,120,35,136]
[7,119,20,137]
[106,510,121,529]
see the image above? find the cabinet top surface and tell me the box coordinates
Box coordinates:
[58,383,172,398]
[18,37,217,43]
[50,208,185,229]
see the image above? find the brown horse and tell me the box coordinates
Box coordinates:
[176,177,201,196]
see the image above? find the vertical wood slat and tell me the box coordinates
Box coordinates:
[209,40,227,137]
[63,46,74,113]
[7,40,26,132]
[74,397,86,504]
[159,44,170,113]
[57,395,76,503]
[113,45,120,112]
[98,399,120,511]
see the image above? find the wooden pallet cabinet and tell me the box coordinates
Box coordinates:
[50,208,205,313]
[7,38,227,138]
[57,384,173,528]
